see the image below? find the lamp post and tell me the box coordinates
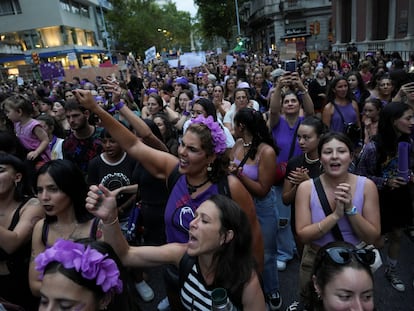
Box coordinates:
[235,0,241,36]
[98,0,112,64]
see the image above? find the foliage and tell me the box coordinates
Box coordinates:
[106,0,191,57]
[194,0,247,49]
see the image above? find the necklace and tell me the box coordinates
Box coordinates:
[186,177,210,195]
[304,153,319,164]
[54,222,79,239]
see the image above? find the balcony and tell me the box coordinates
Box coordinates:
[280,0,304,12]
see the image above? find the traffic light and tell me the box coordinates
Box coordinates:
[236,36,243,46]
[310,23,314,35]
[315,21,320,35]
[31,52,40,65]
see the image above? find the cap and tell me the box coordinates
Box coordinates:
[145,88,158,95]
[341,62,351,69]
[207,74,217,83]
[175,77,188,86]
[197,72,204,78]
[271,68,286,79]
[237,82,250,89]
[366,52,374,57]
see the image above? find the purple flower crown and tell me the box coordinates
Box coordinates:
[35,239,123,294]
[190,115,227,154]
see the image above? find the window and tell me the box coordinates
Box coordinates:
[60,0,89,18]
[71,2,79,14]
[80,5,89,17]
[60,0,70,12]
[0,0,22,16]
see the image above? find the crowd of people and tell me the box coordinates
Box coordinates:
[0,48,414,311]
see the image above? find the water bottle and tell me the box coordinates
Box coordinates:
[211,287,235,311]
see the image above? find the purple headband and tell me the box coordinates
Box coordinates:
[190,115,227,154]
[35,239,123,294]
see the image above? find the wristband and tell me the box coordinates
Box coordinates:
[345,205,357,216]
[108,101,125,112]
[183,111,190,116]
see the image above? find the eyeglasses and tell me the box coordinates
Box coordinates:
[324,247,376,267]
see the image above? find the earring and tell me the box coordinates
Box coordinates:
[207,164,212,172]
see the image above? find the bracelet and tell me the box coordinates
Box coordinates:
[345,205,358,216]
[108,101,125,113]
[318,222,324,234]
[103,217,119,226]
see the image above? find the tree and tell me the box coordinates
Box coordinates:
[195,0,247,49]
[106,0,191,57]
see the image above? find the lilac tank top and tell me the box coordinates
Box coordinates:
[330,102,357,133]
[164,175,219,243]
[311,175,366,247]
[232,144,260,181]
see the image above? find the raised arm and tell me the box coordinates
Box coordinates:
[116,103,168,152]
[294,74,314,116]
[86,185,186,267]
[73,89,177,180]
[268,79,283,130]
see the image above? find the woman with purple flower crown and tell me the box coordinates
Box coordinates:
[73,87,264,311]
[35,238,135,311]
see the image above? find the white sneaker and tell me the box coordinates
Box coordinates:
[157,297,170,311]
[136,280,154,302]
[277,260,287,271]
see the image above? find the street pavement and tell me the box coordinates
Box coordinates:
[138,233,414,311]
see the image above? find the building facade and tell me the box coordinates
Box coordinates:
[0,0,110,72]
[332,0,414,58]
[242,0,414,59]
[241,0,332,57]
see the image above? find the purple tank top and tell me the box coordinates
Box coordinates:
[330,102,357,133]
[165,175,219,243]
[311,175,366,247]
[232,144,260,181]
[271,116,303,163]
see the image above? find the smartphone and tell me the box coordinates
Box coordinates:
[285,60,297,73]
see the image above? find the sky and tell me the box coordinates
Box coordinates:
[173,0,198,17]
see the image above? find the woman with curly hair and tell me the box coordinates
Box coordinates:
[73,87,264,310]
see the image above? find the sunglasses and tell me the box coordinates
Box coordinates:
[324,247,376,266]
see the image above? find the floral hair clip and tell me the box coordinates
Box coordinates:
[190,115,227,154]
[35,239,123,294]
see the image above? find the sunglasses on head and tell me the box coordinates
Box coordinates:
[324,247,376,266]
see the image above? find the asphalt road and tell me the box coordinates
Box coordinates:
[138,233,414,311]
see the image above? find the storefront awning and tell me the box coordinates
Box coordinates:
[280,33,311,40]
[38,47,106,58]
[0,54,25,63]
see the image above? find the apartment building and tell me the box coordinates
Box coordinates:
[241,0,414,58]
[0,0,110,71]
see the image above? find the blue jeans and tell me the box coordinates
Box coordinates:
[274,185,296,262]
[253,186,279,294]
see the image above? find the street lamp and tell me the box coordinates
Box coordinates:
[235,0,241,36]
[98,0,112,64]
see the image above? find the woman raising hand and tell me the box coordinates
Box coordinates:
[73,87,264,310]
